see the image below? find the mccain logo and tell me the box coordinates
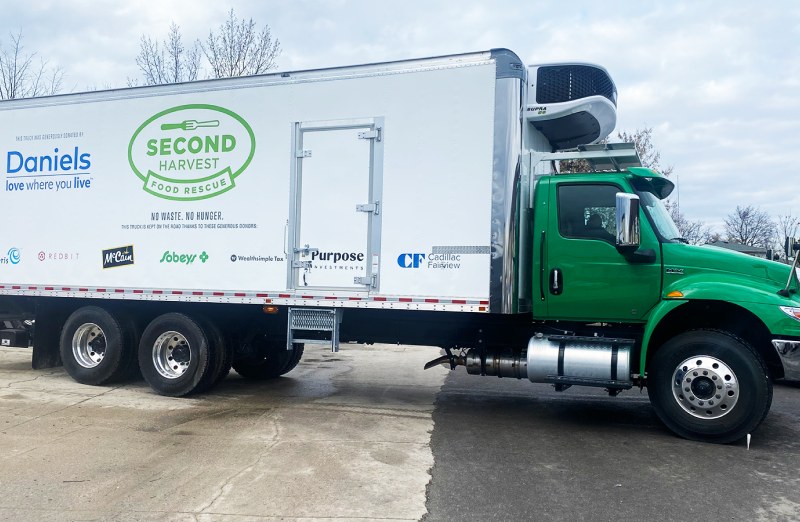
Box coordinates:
[102,245,135,269]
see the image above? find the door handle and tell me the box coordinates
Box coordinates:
[549,268,563,295]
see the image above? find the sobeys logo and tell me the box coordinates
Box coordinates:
[128,104,255,201]
[159,250,209,265]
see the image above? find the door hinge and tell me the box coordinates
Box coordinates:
[296,149,312,158]
[357,128,382,142]
[356,202,380,215]
[354,275,377,287]
[294,244,319,256]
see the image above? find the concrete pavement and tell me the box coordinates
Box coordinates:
[0,344,448,521]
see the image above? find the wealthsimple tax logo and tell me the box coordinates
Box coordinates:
[128,104,255,201]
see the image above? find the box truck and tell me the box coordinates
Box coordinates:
[1,49,799,442]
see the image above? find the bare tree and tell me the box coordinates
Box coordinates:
[0,30,63,99]
[775,213,800,258]
[131,22,200,86]
[724,206,776,249]
[668,203,712,245]
[201,9,280,78]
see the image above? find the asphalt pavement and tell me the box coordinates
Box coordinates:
[424,370,800,522]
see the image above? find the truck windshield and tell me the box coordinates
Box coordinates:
[637,190,683,242]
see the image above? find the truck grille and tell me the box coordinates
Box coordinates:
[536,65,617,107]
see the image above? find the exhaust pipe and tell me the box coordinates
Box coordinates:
[427,335,634,390]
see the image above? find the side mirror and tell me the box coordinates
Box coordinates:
[615,193,640,249]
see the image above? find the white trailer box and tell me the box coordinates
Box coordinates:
[1,50,525,314]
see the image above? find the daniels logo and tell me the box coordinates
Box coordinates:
[102,245,134,269]
[128,104,255,201]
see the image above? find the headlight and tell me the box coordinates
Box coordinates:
[779,306,800,321]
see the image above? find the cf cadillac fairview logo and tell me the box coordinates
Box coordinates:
[128,104,255,201]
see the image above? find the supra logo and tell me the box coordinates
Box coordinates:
[397,253,426,268]
[102,245,134,269]
[160,250,209,265]
[128,104,255,201]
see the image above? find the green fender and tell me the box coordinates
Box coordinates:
[639,299,685,375]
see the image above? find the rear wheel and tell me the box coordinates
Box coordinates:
[648,329,772,443]
[59,306,137,385]
[138,313,216,397]
[232,331,304,380]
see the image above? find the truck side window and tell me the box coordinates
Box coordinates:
[557,184,619,243]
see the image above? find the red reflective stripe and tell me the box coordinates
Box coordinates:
[28,286,37,290]
[325,296,337,300]
[452,299,467,304]
[172,291,183,295]
[425,299,439,303]
[115,289,125,293]
[479,300,489,305]
[373,297,387,301]
[301,295,313,299]
[45,287,54,290]
[349,297,362,301]
[399,298,412,302]
[12,286,21,290]
[133,290,144,294]
[78,288,88,292]
[278,294,291,298]
[256,293,269,298]
[96,288,106,292]
[213,292,225,296]
[152,290,163,294]
[192,291,203,296]
[234,293,246,297]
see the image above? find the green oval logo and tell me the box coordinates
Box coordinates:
[128,104,255,201]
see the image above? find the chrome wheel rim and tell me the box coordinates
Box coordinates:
[72,323,106,368]
[152,331,191,379]
[671,355,739,419]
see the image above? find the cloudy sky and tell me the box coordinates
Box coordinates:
[2,1,799,232]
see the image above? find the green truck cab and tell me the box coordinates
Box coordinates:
[521,162,800,442]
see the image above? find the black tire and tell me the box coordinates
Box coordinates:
[59,306,138,385]
[281,343,305,375]
[138,313,214,397]
[648,329,772,443]
[232,331,303,380]
[193,316,231,391]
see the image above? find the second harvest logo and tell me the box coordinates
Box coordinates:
[128,104,255,201]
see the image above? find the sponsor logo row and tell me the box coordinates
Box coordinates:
[4,247,475,271]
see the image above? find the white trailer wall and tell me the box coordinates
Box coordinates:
[0,55,502,311]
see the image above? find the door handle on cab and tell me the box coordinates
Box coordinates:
[549,268,563,295]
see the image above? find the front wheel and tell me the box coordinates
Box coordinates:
[648,329,772,443]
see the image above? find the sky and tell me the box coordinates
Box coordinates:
[2,1,799,233]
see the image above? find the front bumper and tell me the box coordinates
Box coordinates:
[772,339,800,381]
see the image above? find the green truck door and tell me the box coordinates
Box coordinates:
[542,180,662,322]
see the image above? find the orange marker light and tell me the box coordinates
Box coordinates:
[263,305,279,314]
[666,291,684,298]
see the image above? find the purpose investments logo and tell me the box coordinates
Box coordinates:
[128,104,255,201]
